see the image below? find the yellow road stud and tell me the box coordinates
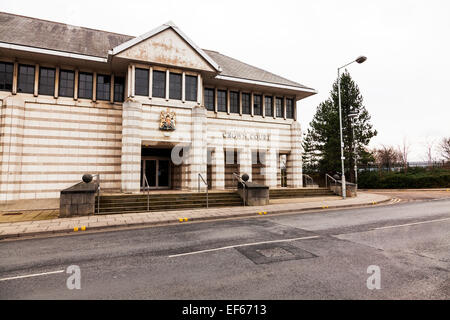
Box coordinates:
[81,226,86,231]
[73,227,79,232]
[258,212,262,215]
[263,211,267,215]
[179,218,184,222]
[184,218,188,222]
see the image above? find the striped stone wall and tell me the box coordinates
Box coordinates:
[0,95,122,201]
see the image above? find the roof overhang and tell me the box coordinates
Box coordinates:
[108,21,221,73]
[0,41,108,63]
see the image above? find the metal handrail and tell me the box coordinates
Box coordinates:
[198,173,209,208]
[232,172,246,206]
[143,174,150,211]
[303,174,314,187]
[92,174,100,214]
[325,173,338,189]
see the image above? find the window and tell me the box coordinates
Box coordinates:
[114,76,125,102]
[59,70,74,97]
[286,98,294,119]
[0,62,14,92]
[18,64,35,94]
[96,74,110,101]
[152,70,165,98]
[169,72,182,100]
[78,72,93,99]
[230,91,239,113]
[135,68,149,96]
[185,75,197,101]
[265,96,273,117]
[276,97,283,118]
[38,67,55,96]
[217,90,227,112]
[253,94,262,115]
[204,88,215,111]
[242,93,251,114]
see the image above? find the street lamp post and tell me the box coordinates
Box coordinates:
[349,111,358,184]
[337,56,366,199]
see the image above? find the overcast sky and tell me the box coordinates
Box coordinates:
[2,0,449,161]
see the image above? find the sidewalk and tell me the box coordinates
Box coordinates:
[0,192,391,239]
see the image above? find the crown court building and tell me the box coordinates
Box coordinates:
[0,12,317,201]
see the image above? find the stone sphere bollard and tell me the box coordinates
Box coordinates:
[82,173,93,183]
[241,173,249,182]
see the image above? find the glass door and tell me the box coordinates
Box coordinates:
[142,159,170,189]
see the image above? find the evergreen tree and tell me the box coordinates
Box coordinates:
[302,70,377,181]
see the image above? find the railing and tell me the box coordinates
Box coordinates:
[303,174,314,187]
[233,172,246,206]
[198,173,209,208]
[325,173,338,189]
[143,174,150,211]
[92,174,101,215]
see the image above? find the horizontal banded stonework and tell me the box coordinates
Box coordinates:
[0,96,122,201]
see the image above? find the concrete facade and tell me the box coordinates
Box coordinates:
[0,15,316,201]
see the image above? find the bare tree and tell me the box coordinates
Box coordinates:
[439,137,450,162]
[397,137,411,172]
[423,138,436,166]
[373,145,401,171]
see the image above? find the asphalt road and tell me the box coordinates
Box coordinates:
[0,198,449,299]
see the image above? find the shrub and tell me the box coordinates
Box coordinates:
[358,169,450,189]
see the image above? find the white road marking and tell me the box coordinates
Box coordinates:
[168,235,320,258]
[373,217,450,230]
[0,270,65,282]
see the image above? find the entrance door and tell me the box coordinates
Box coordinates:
[142,159,170,189]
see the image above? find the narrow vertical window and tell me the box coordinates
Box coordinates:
[0,62,14,92]
[276,97,283,118]
[217,90,227,112]
[96,74,111,101]
[135,68,149,96]
[204,88,215,111]
[185,75,197,101]
[242,93,251,115]
[265,96,273,117]
[114,76,125,102]
[78,72,93,99]
[18,64,35,94]
[286,98,294,119]
[253,94,262,115]
[152,70,165,98]
[38,67,55,96]
[230,91,239,114]
[59,70,75,97]
[169,72,182,100]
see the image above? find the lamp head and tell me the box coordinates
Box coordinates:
[356,56,367,64]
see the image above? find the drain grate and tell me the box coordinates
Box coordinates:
[235,242,317,264]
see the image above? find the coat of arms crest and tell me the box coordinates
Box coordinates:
[159,108,176,131]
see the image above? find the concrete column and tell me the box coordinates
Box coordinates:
[182,72,186,103]
[212,147,225,189]
[149,67,153,99]
[165,70,169,101]
[74,70,79,100]
[110,74,114,103]
[188,106,207,190]
[264,148,278,187]
[121,100,142,193]
[197,74,202,105]
[34,64,39,97]
[12,62,18,95]
[238,147,252,181]
[287,121,303,188]
[92,72,97,102]
[0,96,25,201]
[54,67,59,98]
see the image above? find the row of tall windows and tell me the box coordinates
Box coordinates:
[204,88,294,119]
[134,68,198,101]
[0,62,125,102]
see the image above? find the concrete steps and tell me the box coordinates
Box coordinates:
[269,188,335,199]
[95,191,243,214]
